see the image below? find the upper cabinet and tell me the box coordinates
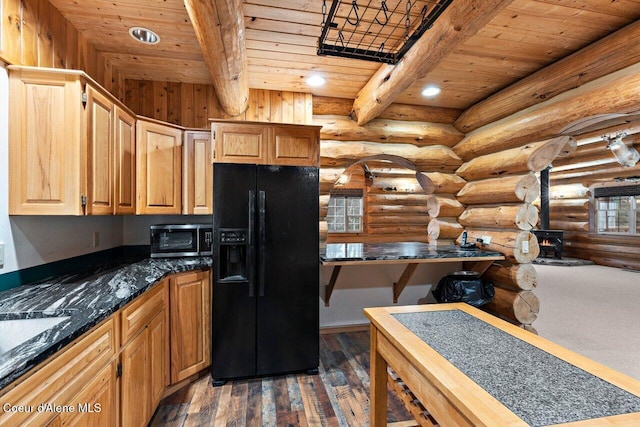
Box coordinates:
[114,107,137,215]
[86,85,115,215]
[270,125,320,166]
[183,130,212,215]
[136,118,183,215]
[8,66,137,215]
[211,120,320,167]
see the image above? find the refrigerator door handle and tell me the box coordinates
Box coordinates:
[258,190,266,297]
[248,190,255,297]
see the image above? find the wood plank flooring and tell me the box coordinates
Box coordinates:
[151,330,414,426]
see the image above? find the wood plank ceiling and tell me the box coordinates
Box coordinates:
[47,0,640,110]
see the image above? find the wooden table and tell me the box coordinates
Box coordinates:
[321,242,504,306]
[365,303,640,426]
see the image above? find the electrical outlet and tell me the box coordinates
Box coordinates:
[0,243,4,268]
[522,240,529,254]
[481,235,492,245]
[93,232,100,248]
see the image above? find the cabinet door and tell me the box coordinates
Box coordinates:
[114,107,136,214]
[136,120,182,214]
[212,122,268,164]
[8,68,83,214]
[170,271,211,383]
[184,131,212,214]
[86,85,115,215]
[148,311,169,410]
[269,125,320,166]
[53,361,117,427]
[120,329,150,427]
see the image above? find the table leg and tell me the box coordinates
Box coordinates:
[370,324,388,427]
[324,265,342,307]
[393,263,419,303]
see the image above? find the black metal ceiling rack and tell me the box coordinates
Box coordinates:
[317,0,454,64]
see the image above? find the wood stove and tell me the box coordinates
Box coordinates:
[535,166,564,259]
[533,230,564,259]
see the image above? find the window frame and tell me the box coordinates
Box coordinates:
[591,182,640,236]
[326,194,364,233]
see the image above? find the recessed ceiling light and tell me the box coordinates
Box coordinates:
[129,27,160,45]
[306,75,326,87]
[421,85,441,97]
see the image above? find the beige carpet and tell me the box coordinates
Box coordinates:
[534,263,640,381]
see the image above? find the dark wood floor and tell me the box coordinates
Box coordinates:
[150,330,414,426]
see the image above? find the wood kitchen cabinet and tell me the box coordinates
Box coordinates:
[50,361,118,427]
[211,120,320,166]
[120,281,169,426]
[114,107,137,215]
[0,318,117,426]
[0,270,210,426]
[169,270,211,383]
[8,66,137,215]
[136,118,183,214]
[86,84,115,215]
[183,130,212,215]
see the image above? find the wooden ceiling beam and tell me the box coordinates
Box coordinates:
[350,0,515,126]
[455,19,640,133]
[183,0,249,116]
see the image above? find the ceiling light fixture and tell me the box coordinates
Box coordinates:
[306,75,326,87]
[129,27,160,45]
[421,85,441,97]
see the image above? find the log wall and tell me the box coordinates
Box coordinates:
[0,0,116,93]
[315,108,464,244]
[549,128,640,271]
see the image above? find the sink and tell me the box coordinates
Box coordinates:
[0,316,70,356]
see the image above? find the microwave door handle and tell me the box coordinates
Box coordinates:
[258,191,266,297]
[247,190,255,297]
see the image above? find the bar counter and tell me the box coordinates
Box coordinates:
[320,242,504,306]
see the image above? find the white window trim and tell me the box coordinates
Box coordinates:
[591,182,640,236]
[327,195,363,233]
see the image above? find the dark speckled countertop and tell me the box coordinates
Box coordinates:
[0,257,211,390]
[320,242,503,263]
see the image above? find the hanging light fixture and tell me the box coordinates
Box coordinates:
[603,132,640,167]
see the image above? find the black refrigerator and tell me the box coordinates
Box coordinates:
[211,163,319,383]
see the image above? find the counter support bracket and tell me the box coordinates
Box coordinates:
[393,263,419,303]
[462,260,494,276]
[324,265,342,307]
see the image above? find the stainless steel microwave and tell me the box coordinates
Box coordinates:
[150,224,213,258]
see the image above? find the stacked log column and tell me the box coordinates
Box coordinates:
[453,142,552,329]
[425,173,467,244]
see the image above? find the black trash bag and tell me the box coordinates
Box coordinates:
[432,271,494,307]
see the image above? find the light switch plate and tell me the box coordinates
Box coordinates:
[481,235,492,245]
[522,240,529,254]
[0,243,4,268]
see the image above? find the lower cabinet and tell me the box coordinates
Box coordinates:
[50,361,117,426]
[121,329,150,427]
[120,280,169,427]
[0,318,117,426]
[120,310,167,427]
[0,270,210,427]
[169,270,211,383]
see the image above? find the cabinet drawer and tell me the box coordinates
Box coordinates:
[0,317,116,426]
[121,281,166,345]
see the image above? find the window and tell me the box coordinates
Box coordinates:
[327,190,363,233]
[593,183,640,235]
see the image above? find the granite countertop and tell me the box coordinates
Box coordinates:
[393,309,640,426]
[320,241,503,263]
[0,257,212,390]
